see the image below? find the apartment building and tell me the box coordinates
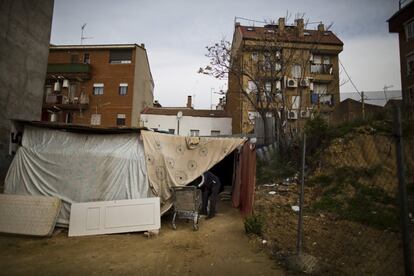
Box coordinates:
[388,0,414,114]
[226,18,343,134]
[42,44,154,127]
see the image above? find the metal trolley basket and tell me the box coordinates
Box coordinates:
[171,186,201,231]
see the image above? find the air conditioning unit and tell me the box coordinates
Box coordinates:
[287,110,298,120]
[300,110,310,118]
[300,78,309,87]
[286,78,297,88]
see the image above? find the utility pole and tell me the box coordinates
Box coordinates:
[361,91,365,120]
[297,132,306,255]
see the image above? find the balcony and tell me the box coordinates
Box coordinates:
[311,63,334,82]
[311,64,333,74]
[43,93,89,111]
[47,63,91,81]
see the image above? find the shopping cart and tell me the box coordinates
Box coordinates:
[171,186,201,231]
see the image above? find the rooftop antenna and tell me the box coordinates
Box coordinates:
[81,23,93,45]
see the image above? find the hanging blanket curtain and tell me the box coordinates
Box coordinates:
[141,130,245,213]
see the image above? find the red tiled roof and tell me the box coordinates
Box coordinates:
[141,108,231,118]
[238,26,344,46]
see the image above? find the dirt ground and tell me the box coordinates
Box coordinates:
[0,200,284,276]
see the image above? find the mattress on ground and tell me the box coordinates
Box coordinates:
[0,194,61,236]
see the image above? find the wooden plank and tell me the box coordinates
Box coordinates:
[68,197,160,237]
[0,194,61,236]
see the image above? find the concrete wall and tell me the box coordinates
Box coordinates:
[131,46,154,127]
[140,114,232,136]
[0,0,54,183]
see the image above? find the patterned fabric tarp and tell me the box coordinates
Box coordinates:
[141,131,245,212]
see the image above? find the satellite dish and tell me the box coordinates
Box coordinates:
[177,111,183,119]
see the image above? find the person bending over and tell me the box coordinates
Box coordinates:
[197,171,221,219]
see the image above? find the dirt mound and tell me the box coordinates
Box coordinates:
[254,125,414,274]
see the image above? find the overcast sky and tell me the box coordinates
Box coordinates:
[50,0,401,109]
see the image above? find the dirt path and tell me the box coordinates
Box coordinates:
[0,200,284,275]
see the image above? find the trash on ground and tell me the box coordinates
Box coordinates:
[263,183,276,187]
[268,191,277,195]
[291,205,300,212]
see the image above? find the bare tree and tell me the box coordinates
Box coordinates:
[200,15,341,148]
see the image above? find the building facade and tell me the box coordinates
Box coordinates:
[42,44,154,127]
[141,96,232,136]
[388,0,414,114]
[0,0,54,183]
[226,18,343,134]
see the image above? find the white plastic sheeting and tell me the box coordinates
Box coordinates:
[4,126,149,226]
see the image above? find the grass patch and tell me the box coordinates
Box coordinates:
[256,152,297,184]
[244,214,264,236]
[310,165,399,230]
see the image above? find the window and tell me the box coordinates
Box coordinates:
[190,129,199,136]
[320,94,333,105]
[265,82,272,93]
[322,56,330,65]
[275,80,281,91]
[247,80,257,94]
[291,64,301,78]
[405,20,414,41]
[407,53,414,75]
[116,114,126,126]
[93,83,104,95]
[211,130,220,136]
[251,52,258,61]
[311,55,332,74]
[291,96,301,109]
[119,83,128,95]
[314,83,328,95]
[168,129,175,134]
[83,53,90,64]
[91,114,101,125]
[109,49,132,64]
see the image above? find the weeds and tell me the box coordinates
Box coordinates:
[244,214,264,236]
[310,166,399,230]
[256,152,297,184]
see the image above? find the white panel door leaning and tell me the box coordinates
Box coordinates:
[69,197,160,237]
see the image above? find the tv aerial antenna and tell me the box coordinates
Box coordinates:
[81,23,93,45]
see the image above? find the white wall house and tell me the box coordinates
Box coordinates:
[140,108,232,136]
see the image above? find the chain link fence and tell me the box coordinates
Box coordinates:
[253,108,413,275]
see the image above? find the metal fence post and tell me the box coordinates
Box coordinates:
[297,132,306,255]
[394,107,412,276]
